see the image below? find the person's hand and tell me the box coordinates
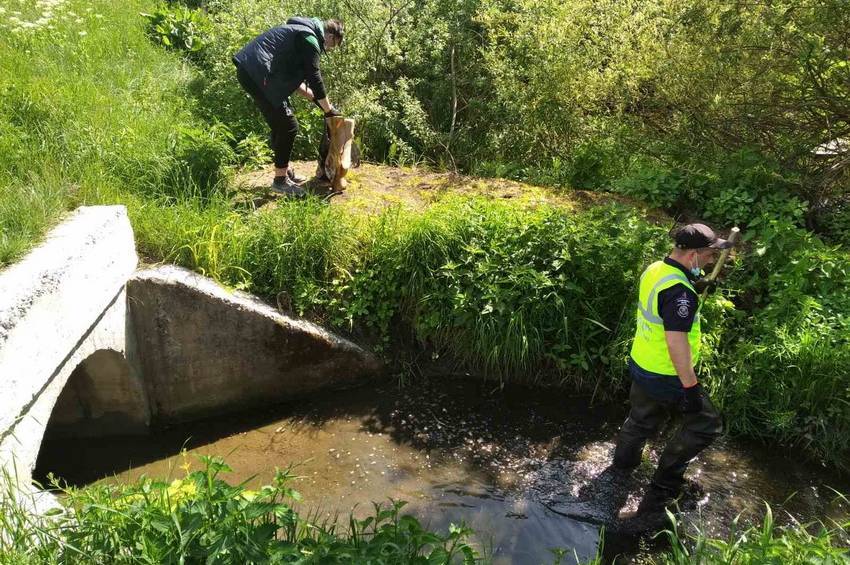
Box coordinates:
[681,383,703,413]
[324,107,342,118]
[694,278,717,295]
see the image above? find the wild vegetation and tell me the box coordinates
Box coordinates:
[657,505,850,564]
[1,0,849,560]
[1,457,480,563]
[2,458,847,563]
[1,0,848,468]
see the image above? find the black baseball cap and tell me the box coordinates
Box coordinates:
[673,223,733,250]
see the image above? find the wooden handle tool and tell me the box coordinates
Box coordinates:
[700,227,741,300]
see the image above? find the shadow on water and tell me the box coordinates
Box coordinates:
[35,376,850,564]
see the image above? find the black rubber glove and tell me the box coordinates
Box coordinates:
[694,278,717,295]
[324,107,342,118]
[681,383,703,413]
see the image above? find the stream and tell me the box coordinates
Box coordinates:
[35,377,850,564]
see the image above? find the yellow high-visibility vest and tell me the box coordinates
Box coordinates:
[630,261,701,376]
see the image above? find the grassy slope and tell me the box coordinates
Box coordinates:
[0,0,199,266]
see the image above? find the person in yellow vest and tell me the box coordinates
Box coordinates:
[613,223,730,515]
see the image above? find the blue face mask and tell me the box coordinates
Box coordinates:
[690,255,701,277]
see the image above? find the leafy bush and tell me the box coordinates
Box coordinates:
[817,200,850,247]
[710,216,850,466]
[614,164,689,209]
[313,199,671,383]
[141,3,212,58]
[235,132,274,169]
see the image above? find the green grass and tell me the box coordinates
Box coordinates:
[656,504,850,564]
[0,0,230,266]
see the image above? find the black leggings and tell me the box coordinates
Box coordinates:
[236,66,298,169]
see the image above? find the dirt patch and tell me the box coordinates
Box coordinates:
[233,161,661,218]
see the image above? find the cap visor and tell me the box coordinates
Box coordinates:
[709,238,733,249]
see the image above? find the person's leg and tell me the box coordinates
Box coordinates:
[272,102,298,177]
[613,382,669,469]
[652,388,722,492]
[234,66,297,181]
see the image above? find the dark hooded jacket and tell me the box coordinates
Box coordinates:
[233,17,327,108]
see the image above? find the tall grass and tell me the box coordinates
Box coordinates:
[0,0,231,267]
[656,504,850,564]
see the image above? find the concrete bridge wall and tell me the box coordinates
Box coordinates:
[0,206,142,485]
[0,206,380,488]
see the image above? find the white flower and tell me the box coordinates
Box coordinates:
[78,30,87,36]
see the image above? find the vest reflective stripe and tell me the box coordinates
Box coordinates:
[630,261,702,376]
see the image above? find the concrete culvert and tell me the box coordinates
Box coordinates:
[43,349,150,439]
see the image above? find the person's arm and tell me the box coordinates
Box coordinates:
[665,332,698,388]
[294,82,314,101]
[299,37,334,113]
[657,282,702,411]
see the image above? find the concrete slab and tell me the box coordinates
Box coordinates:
[127,265,383,424]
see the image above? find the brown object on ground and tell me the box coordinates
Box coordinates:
[323,117,355,192]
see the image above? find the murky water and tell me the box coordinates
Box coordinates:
[35,377,850,563]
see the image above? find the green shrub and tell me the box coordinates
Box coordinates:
[711,216,850,467]
[613,164,689,209]
[319,199,670,384]
[235,132,274,169]
[818,201,850,247]
[141,3,212,58]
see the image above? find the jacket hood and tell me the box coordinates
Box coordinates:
[286,16,325,52]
